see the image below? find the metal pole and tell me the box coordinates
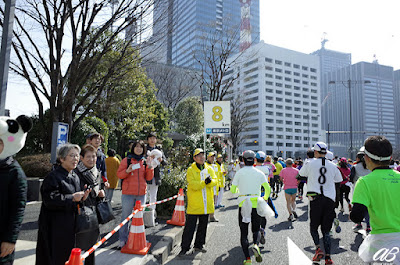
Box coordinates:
[0,0,16,115]
[327,123,330,149]
[348,79,353,160]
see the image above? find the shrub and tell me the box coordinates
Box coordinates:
[17,153,52,178]
[156,165,187,218]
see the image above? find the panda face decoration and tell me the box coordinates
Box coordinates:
[0,115,32,159]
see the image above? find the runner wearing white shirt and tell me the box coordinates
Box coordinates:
[298,142,343,265]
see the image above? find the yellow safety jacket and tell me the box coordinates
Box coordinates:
[186,162,217,215]
[215,162,227,188]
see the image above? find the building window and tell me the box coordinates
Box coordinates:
[295,129,301,133]
[275,68,282,73]
[295,143,302,147]
[312,137,319,141]
[295,114,301,118]
[286,120,293,125]
[302,81,308,85]
[276,112,283,116]
[266,66,273,71]
[294,64,300,69]
[266,96,273,100]
[311,82,317,87]
[294,86,300,90]
[312,130,319,134]
[266,111,273,115]
[304,144,309,148]
[275,75,282,80]
[266,126,274,130]
[285,77,291,82]
[294,107,301,111]
[266,73,273,78]
[284,62,291,67]
[285,106,292,110]
[294,79,300,83]
[276,97,283,101]
[276,90,283,94]
[265,57,273,63]
[266,142,274,146]
[294,72,300,76]
[266,88,273,93]
[286,136,293,140]
[285,99,292,103]
[244,58,258,68]
[310,68,317,73]
[302,66,308,71]
[266,103,273,108]
[276,120,283,124]
[286,128,293,132]
[276,105,283,109]
[275,60,282,65]
[277,135,283,139]
[285,113,293,117]
[311,103,318,107]
[285,84,292,88]
[276,83,283,87]
[266,134,274,138]
[302,74,308,78]
[277,127,283,132]
[266,81,273,85]
[295,136,302,140]
[294,100,301,104]
[285,70,291,74]
[286,143,293,147]
[266,118,274,123]
[295,122,301,126]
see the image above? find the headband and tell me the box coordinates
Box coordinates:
[364,148,391,161]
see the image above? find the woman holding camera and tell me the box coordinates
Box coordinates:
[36,144,90,265]
[74,144,105,265]
[117,140,154,249]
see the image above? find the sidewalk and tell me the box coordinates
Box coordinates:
[14,189,184,265]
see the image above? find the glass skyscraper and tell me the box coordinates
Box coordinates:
[153,0,260,68]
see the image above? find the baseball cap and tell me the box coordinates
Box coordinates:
[217,154,223,158]
[207,151,215,158]
[326,150,334,160]
[312,142,327,154]
[340,157,347,163]
[193,148,204,157]
[242,150,256,161]
[255,151,266,160]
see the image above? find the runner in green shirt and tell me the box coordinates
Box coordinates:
[350,135,400,264]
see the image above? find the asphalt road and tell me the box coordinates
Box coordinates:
[167,187,367,265]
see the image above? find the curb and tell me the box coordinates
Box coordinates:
[151,226,184,264]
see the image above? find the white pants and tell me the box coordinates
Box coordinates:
[216,187,224,206]
[147,183,159,210]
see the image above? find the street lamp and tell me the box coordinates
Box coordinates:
[328,79,371,159]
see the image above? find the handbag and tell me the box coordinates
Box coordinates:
[75,203,98,234]
[96,198,115,224]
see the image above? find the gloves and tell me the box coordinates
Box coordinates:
[204,176,212,184]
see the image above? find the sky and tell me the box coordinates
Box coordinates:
[5,0,400,117]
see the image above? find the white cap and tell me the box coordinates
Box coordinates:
[312,142,327,154]
[326,150,334,160]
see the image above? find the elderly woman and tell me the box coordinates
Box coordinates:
[36,144,90,265]
[117,140,154,249]
[74,144,105,265]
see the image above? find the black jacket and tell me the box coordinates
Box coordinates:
[36,166,81,265]
[0,157,27,263]
[146,145,167,186]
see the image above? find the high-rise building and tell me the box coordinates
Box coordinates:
[151,0,260,68]
[324,62,397,157]
[225,41,322,156]
[311,44,351,131]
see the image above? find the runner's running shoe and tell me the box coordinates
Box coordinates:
[251,244,262,263]
[365,226,371,234]
[312,247,324,262]
[325,257,334,264]
[348,203,352,212]
[333,218,341,233]
[243,259,252,265]
[292,211,298,219]
[352,223,363,232]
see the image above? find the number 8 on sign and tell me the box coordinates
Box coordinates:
[212,106,223,121]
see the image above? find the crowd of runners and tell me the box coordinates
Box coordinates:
[180,136,400,265]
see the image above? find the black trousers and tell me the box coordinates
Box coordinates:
[339,184,351,208]
[309,196,336,255]
[181,214,209,252]
[239,207,261,259]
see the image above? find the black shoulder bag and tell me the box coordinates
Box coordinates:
[75,200,99,234]
[96,197,115,224]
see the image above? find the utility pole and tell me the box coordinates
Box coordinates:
[0,0,16,115]
[329,79,371,159]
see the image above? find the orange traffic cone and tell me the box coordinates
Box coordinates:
[121,200,151,255]
[167,188,186,226]
[65,248,83,265]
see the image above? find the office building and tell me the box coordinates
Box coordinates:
[225,41,322,157]
[150,0,260,68]
[325,62,397,157]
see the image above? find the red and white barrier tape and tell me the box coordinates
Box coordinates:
[81,193,183,260]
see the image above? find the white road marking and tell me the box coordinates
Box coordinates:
[287,237,312,265]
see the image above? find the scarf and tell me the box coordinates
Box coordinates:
[129,153,143,161]
[76,161,100,195]
[0,156,13,168]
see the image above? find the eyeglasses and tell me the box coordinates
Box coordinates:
[68,154,80,159]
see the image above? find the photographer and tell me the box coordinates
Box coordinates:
[179,148,217,256]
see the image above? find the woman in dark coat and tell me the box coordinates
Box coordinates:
[36,144,90,265]
[74,144,105,265]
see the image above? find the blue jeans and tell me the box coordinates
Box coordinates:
[119,194,146,244]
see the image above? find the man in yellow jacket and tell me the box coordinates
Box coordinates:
[215,154,227,208]
[179,148,217,256]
